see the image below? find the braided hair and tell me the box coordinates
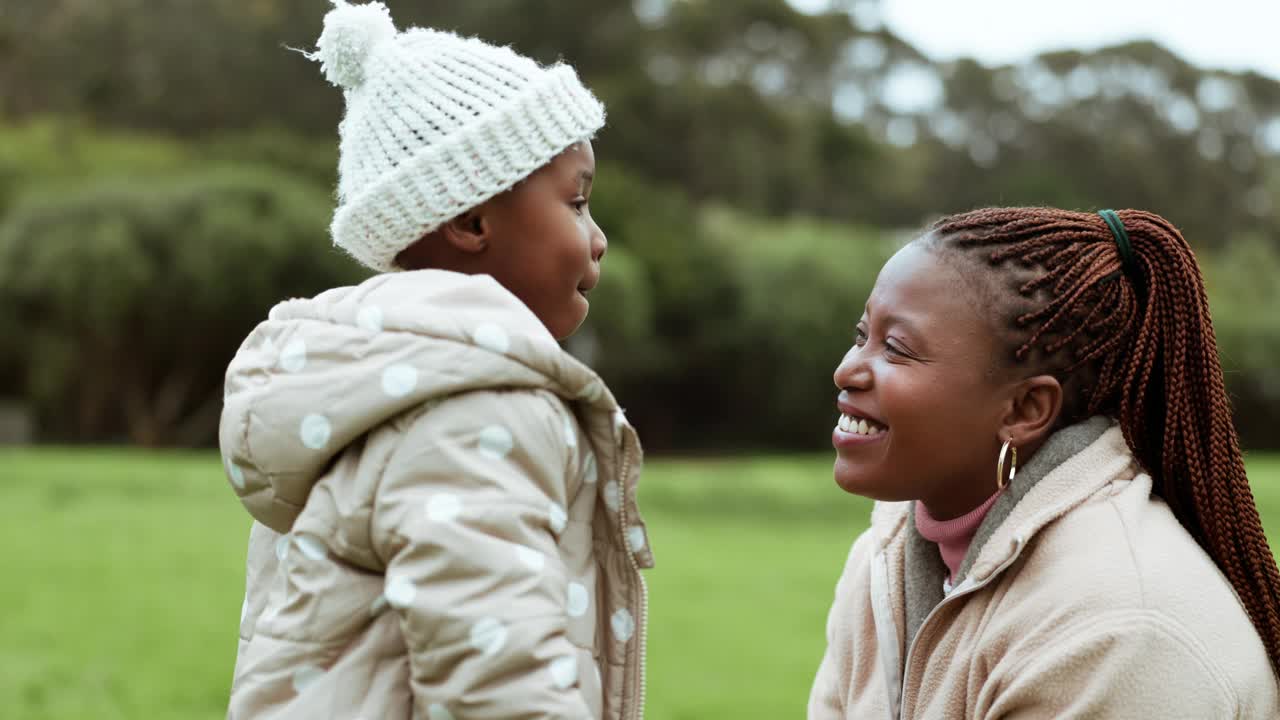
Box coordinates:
[926,207,1280,674]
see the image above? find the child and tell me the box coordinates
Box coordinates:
[810,207,1280,718]
[218,3,652,718]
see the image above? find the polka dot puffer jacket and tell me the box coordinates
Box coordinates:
[219,270,652,720]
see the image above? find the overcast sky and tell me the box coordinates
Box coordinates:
[788,0,1280,81]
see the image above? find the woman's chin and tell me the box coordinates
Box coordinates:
[832,457,901,500]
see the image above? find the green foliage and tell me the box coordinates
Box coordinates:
[701,208,896,447]
[1203,237,1280,449]
[0,166,366,445]
[2,0,1280,448]
[579,164,741,447]
[199,127,338,188]
[585,172,896,449]
[1208,235,1280,371]
[0,118,192,215]
[574,244,657,380]
[3,0,1279,247]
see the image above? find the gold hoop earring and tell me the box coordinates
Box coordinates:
[997,439,1017,492]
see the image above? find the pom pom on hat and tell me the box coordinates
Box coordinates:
[313,0,397,90]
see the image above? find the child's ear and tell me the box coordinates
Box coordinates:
[439,207,491,254]
[999,375,1063,450]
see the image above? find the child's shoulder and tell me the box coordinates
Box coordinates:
[385,387,577,461]
[358,388,585,516]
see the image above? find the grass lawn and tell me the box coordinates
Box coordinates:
[2,448,1278,719]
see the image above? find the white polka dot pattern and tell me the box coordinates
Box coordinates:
[427,704,456,720]
[578,382,601,402]
[469,617,508,656]
[292,664,324,693]
[564,414,577,448]
[567,582,590,617]
[603,481,622,512]
[426,494,462,523]
[357,305,384,332]
[516,545,545,571]
[626,526,646,553]
[280,339,308,373]
[226,460,245,490]
[385,576,417,608]
[548,502,568,534]
[549,654,577,689]
[611,608,635,642]
[478,425,514,459]
[381,363,418,397]
[299,414,332,450]
[295,534,328,561]
[473,323,510,354]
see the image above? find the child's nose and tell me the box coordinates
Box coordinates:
[591,221,607,262]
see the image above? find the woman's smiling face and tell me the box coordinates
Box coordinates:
[831,242,1020,518]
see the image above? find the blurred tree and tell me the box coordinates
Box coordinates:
[695,206,895,448]
[1,0,1277,448]
[1204,235,1280,449]
[0,166,367,445]
[916,43,1279,247]
[2,1,1276,246]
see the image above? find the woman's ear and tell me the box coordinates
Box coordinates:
[439,207,491,254]
[999,374,1063,448]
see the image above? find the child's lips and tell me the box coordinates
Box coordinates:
[579,267,601,295]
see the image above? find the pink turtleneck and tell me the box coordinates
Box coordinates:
[915,490,1004,581]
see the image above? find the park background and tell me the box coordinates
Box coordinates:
[1,0,1278,717]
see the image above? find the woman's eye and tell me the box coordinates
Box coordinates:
[853,328,868,347]
[572,199,588,214]
[885,341,909,358]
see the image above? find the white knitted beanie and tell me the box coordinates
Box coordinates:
[308,1,606,272]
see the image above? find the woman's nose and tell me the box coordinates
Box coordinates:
[833,347,872,391]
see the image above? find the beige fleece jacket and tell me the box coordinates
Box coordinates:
[218,270,652,720]
[810,418,1278,719]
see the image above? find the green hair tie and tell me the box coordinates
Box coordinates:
[1098,209,1137,277]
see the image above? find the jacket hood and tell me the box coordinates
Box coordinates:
[218,270,619,532]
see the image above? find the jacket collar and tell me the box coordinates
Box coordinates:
[872,417,1136,584]
[960,416,1114,581]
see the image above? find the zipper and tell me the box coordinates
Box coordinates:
[894,536,1025,718]
[615,423,647,720]
[869,551,902,720]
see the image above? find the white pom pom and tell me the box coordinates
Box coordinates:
[313,1,397,90]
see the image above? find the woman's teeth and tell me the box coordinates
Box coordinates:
[838,413,886,436]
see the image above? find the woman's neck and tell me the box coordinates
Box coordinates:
[915,488,1004,580]
[921,479,998,521]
